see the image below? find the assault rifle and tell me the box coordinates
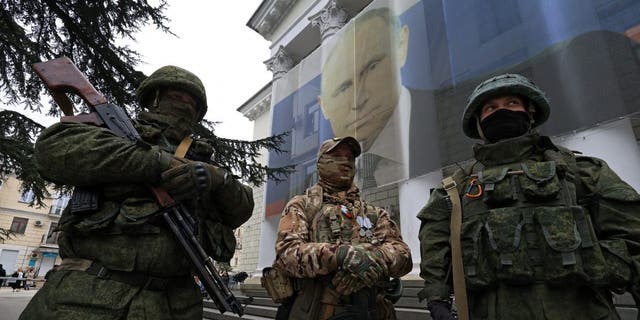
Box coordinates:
[32,56,244,316]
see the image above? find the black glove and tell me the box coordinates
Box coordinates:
[160,161,226,200]
[427,300,456,320]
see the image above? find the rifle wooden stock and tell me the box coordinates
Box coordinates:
[33,57,245,316]
[33,57,107,112]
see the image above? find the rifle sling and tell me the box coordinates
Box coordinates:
[175,136,193,158]
[443,176,469,320]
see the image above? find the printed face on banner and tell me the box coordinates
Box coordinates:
[320,10,408,152]
[264,0,640,218]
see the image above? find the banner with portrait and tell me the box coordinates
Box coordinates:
[265,0,640,218]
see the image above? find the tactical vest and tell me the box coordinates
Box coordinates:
[288,185,384,320]
[457,150,632,290]
[303,185,379,246]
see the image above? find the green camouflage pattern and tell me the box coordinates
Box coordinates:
[136,66,208,120]
[463,73,551,139]
[21,120,253,319]
[418,133,640,319]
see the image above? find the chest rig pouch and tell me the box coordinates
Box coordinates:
[460,159,632,290]
[288,186,381,319]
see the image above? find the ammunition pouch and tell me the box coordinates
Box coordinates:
[261,267,294,303]
[462,160,635,291]
[69,187,100,214]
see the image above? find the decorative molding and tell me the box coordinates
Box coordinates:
[308,0,349,40]
[245,95,272,121]
[264,46,295,80]
[248,0,297,39]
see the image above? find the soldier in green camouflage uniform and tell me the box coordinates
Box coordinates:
[417,73,640,319]
[274,137,412,320]
[20,66,253,320]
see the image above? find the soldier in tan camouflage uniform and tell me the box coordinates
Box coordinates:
[273,137,412,320]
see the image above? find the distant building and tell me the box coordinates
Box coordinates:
[0,175,65,277]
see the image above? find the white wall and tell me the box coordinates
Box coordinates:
[553,118,640,191]
[398,169,442,275]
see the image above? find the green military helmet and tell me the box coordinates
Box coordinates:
[136,65,208,121]
[462,73,550,139]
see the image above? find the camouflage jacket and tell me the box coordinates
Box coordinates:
[33,121,253,276]
[275,184,412,280]
[417,133,640,319]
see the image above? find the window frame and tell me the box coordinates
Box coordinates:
[10,217,29,234]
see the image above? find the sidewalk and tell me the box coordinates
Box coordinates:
[0,287,38,320]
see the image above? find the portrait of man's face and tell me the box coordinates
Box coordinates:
[320,9,408,151]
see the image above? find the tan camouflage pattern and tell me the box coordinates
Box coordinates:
[274,188,411,279]
[274,137,411,319]
[275,184,411,320]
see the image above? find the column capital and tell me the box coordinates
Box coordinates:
[308,0,350,41]
[263,46,295,80]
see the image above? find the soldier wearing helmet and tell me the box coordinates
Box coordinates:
[21,66,254,319]
[270,137,412,319]
[418,74,640,319]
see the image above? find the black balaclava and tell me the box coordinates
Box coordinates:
[479,109,531,143]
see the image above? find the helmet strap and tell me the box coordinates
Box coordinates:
[151,88,161,110]
[527,104,536,126]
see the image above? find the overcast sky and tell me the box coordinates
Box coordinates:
[130,0,272,140]
[9,1,272,141]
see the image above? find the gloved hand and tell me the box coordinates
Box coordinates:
[160,161,226,200]
[336,244,388,287]
[331,270,365,295]
[167,156,190,169]
[427,300,457,320]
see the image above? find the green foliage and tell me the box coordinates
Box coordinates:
[0,0,293,210]
[0,227,15,243]
[194,120,295,186]
[0,110,51,206]
[0,0,171,113]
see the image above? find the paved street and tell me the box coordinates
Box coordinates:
[0,287,37,320]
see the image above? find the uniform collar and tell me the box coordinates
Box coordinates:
[473,132,543,166]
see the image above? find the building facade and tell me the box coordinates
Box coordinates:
[240,0,640,276]
[0,176,66,278]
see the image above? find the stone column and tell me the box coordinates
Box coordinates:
[263,45,294,80]
[308,0,349,41]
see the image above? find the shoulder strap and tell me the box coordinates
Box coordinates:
[175,136,193,158]
[304,185,323,222]
[442,176,469,320]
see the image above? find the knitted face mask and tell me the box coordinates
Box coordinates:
[317,154,356,192]
[140,94,198,143]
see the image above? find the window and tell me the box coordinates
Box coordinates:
[18,189,35,204]
[49,194,71,215]
[45,222,59,245]
[10,217,28,234]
